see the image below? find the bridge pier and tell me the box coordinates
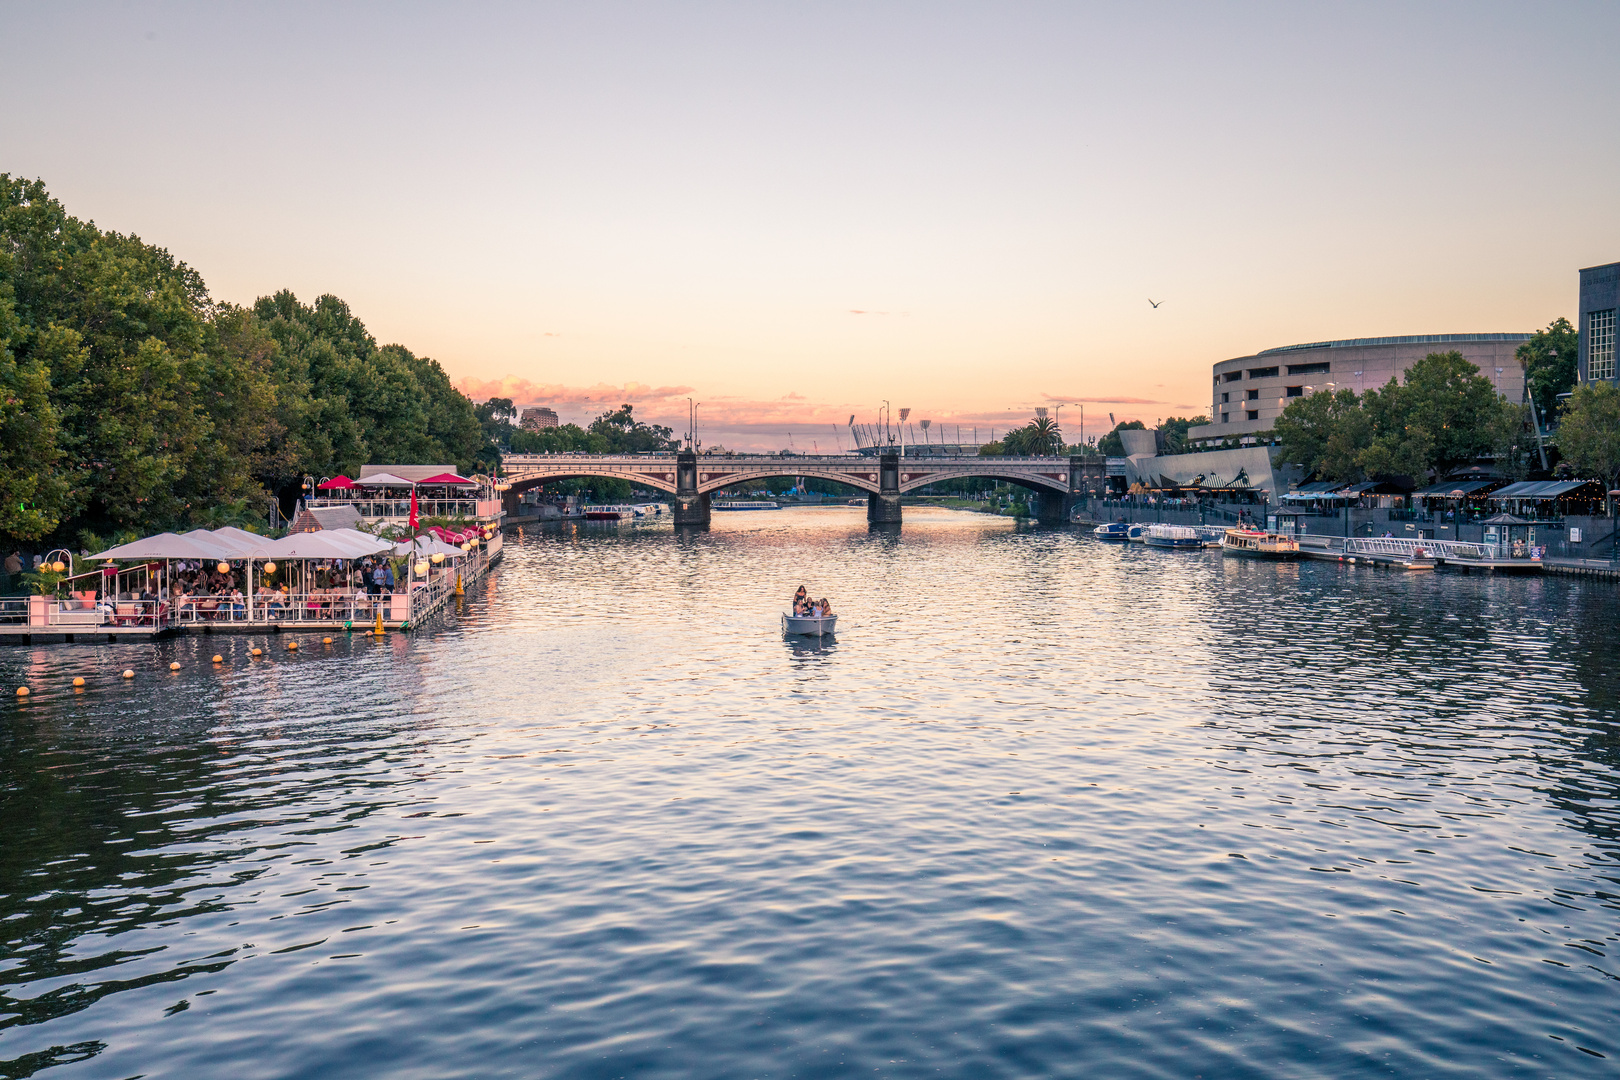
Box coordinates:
[867,453,902,524]
[1034,491,1079,526]
[673,451,710,527]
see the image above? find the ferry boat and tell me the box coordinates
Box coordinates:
[714,501,781,511]
[1221,527,1300,559]
[1194,526,1227,548]
[584,504,638,520]
[1092,522,1130,541]
[1126,523,1150,543]
[1143,524,1202,550]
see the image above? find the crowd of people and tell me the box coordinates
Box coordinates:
[791,585,835,618]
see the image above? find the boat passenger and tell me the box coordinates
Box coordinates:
[818,598,834,617]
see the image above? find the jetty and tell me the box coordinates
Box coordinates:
[1295,535,1542,573]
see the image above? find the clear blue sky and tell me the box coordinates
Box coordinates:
[3,2,1616,446]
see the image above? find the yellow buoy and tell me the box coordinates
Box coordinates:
[251,648,262,657]
[122,669,135,679]
[322,637,332,645]
[212,655,223,663]
[287,641,298,650]
[170,662,181,671]
[72,676,85,687]
[16,687,28,697]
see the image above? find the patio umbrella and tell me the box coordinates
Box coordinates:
[317,476,357,490]
[417,472,477,486]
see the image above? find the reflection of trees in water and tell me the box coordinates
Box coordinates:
[1539,583,1620,851]
[0,654,439,1068]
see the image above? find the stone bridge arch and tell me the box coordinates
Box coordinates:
[899,465,1070,495]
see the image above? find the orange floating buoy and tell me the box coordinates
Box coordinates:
[170,662,181,671]
[15,687,28,697]
[322,637,332,645]
[287,641,298,650]
[251,648,262,657]
[122,669,135,679]
[72,677,85,687]
[212,655,223,663]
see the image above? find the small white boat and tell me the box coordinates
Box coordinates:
[782,612,838,636]
[1126,523,1150,543]
[1093,522,1130,541]
[584,504,638,520]
[1143,524,1201,549]
[715,501,780,511]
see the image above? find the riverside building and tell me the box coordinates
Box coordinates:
[1579,262,1619,385]
[1187,333,1532,449]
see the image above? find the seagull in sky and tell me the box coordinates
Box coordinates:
[1148,298,1163,309]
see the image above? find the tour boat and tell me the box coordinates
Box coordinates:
[715,501,780,511]
[1126,523,1150,543]
[1221,527,1300,559]
[1143,524,1202,550]
[1194,527,1227,548]
[782,612,837,636]
[1092,522,1131,541]
[584,505,637,520]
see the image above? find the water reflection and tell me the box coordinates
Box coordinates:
[2,508,1618,1077]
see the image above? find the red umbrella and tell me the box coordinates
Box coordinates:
[418,472,476,486]
[317,476,357,490]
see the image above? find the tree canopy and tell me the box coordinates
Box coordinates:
[1556,384,1620,491]
[1096,420,1147,457]
[0,175,490,548]
[1516,318,1578,421]
[1275,351,1524,486]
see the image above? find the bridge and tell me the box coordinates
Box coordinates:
[500,451,1106,526]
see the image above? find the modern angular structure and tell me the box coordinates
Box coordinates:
[1579,262,1619,386]
[1187,333,1532,448]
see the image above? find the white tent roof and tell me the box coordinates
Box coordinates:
[262,528,394,559]
[181,529,263,558]
[89,532,236,560]
[355,473,418,487]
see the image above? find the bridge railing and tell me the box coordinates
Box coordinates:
[1343,537,1517,560]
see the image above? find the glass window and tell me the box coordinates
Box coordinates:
[1246,410,1259,421]
[1221,392,1230,403]
[1246,388,1259,400]
[1590,309,1616,382]
[1223,371,1243,383]
[1286,385,1304,397]
[1247,366,1280,378]
[1221,412,1229,423]
[1286,362,1330,376]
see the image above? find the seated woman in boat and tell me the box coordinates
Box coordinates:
[817,597,834,617]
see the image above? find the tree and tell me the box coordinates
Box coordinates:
[0,289,66,541]
[1556,384,1620,492]
[1274,388,1372,483]
[1367,351,1519,481]
[1516,317,1578,422]
[588,404,678,453]
[1097,420,1146,457]
[1158,415,1207,455]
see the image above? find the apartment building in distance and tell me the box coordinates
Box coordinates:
[520,406,560,432]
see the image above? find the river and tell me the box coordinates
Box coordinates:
[2,507,1616,1078]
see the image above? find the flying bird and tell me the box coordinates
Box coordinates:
[1148,298,1162,309]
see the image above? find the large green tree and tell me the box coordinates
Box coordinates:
[1274,388,1373,484]
[1096,420,1146,457]
[1556,384,1620,492]
[1516,317,1578,421]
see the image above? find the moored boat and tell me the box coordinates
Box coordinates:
[782,612,837,635]
[1143,524,1202,550]
[1093,522,1130,541]
[1126,523,1149,543]
[715,501,781,511]
[1221,527,1300,559]
[584,504,638,520]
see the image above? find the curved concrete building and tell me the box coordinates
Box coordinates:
[1188,333,1532,448]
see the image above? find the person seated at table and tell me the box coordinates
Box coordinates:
[228,589,245,619]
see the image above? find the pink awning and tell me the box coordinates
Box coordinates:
[417,472,476,486]
[317,475,356,490]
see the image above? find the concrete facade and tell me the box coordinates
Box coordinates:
[1120,446,1295,504]
[1188,334,1531,447]
[1579,262,1620,385]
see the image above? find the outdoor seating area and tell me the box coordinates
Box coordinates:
[3,523,502,639]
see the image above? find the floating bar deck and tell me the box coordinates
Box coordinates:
[1296,535,1542,573]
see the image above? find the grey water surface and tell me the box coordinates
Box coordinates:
[1,507,1617,1079]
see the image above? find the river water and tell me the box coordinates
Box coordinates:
[1,507,1617,1079]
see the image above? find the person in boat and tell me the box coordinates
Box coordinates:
[792,585,808,615]
[817,597,834,617]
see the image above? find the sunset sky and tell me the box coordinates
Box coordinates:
[5,2,1618,449]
